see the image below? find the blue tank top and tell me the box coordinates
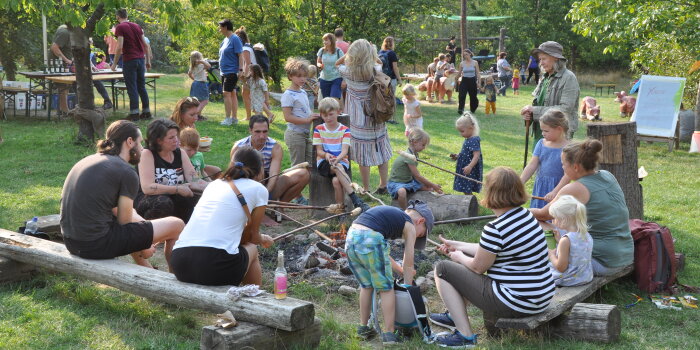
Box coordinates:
[235,136,277,172]
[354,206,411,240]
[461,61,476,78]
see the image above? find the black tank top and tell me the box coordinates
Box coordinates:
[152,148,185,186]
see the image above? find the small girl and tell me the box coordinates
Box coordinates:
[512,68,520,95]
[483,76,497,115]
[95,54,109,70]
[388,129,443,209]
[520,109,570,209]
[247,64,275,122]
[546,195,593,287]
[452,113,482,195]
[302,65,320,111]
[401,84,422,136]
[188,51,211,120]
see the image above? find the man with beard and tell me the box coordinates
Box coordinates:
[60,120,184,270]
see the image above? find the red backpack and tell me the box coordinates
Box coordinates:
[629,219,677,293]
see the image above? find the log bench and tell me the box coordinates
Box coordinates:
[0,229,320,349]
[488,264,633,343]
[391,191,479,221]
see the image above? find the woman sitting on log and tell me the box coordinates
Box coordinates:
[531,138,633,276]
[170,146,273,286]
[430,167,555,348]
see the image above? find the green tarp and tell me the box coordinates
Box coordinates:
[432,14,512,21]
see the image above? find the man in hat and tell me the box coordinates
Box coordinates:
[520,41,580,140]
[345,200,434,344]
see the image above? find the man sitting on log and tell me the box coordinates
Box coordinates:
[230,115,311,224]
[60,120,185,270]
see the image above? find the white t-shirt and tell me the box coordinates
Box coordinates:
[173,179,268,255]
[281,88,312,133]
[191,63,207,82]
[243,44,257,66]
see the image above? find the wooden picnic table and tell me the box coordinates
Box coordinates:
[593,83,616,96]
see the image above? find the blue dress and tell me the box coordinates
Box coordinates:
[531,139,564,208]
[453,136,482,193]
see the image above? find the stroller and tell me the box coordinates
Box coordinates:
[206,59,223,102]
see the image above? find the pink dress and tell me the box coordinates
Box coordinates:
[512,77,520,89]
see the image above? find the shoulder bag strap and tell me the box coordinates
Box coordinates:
[228,180,253,223]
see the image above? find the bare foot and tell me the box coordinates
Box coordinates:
[262,215,280,227]
[140,245,157,259]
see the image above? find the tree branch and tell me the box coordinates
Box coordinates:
[86,2,105,34]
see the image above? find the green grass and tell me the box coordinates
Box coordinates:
[1,73,699,349]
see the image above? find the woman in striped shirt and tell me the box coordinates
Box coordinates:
[430,167,555,348]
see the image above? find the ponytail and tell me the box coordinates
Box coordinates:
[224,146,263,181]
[562,138,602,171]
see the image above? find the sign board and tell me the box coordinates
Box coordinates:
[631,75,686,138]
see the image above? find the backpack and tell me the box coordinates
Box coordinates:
[253,43,270,73]
[629,219,677,293]
[379,51,392,76]
[363,70,395,124]
[371,280,433,342]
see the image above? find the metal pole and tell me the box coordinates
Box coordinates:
[42,13,48,66]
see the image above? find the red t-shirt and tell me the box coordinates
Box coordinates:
[115,21,145,62]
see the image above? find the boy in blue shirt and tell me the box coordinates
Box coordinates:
[218,19,243,126]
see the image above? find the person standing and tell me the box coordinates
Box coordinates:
[456,49,481,114]
[236,26,257,121]
[316,33,344,101]
[496,52,512,96]
[526,54,539,85]
[445,36,457,64]
[49,24,73,117]
[379,36,401,124]
[217,19,243,126]
[111,9,152,121]
[334,27,350,55]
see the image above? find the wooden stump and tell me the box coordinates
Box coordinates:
[548,303,621,343]
[391,191,479,221]
[200,318,322,350]
[0,257,36,284]
[587,122,643,219]
[309,114,352,217]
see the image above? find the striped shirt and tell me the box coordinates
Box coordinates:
[312,123,351,167]
[479,207,555,314]
[234,136,277,172]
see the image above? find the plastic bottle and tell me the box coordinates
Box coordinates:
[274,250,288,300]
[24,217,39,235]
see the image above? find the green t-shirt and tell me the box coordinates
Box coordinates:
[189,152,205,177]
[389,149,418,183]
[51,25,73,60]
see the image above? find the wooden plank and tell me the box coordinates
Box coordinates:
[0,229,314,331]
[495,264,632,330]
[200,318,322,349]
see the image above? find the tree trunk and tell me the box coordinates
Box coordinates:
[460,0,468,54]
[200,318,322,349]
[586,122,643,219]
[498,28,506,53]
[548,303,621,343]
[695,80,700,132]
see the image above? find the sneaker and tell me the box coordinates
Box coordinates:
[430,311,456,330]
[434,330,477,348]
[293,195,309,205]
[220,118,233,126]
[356,325,377,340]
[139,111,152,120]
[373,187,388,195]
[381,331,402,345]
[231,117,239,124]
[126,113,140,121]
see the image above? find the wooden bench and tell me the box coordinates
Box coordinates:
[0,229,321,349]
[488,264,633,343]
[593,83,616,96]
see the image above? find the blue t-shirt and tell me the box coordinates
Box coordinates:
[353,206,411,240]
[378,50,399,79]
[219,34,243,75]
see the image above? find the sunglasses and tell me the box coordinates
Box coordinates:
[185,96,199,103]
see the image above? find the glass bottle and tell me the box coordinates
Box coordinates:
[274,250,288,300]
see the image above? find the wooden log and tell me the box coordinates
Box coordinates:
[391,191,479,221]
[200,318,322,350]
[0,229,314,331]
[309,114,353,217]
[587,122,643,219]
[0,256,37,284]
[36,214,61,234]
[495,264,632,330]
[548,303,621,343]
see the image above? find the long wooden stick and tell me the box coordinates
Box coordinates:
[398,151,482,185]
[262,162,309,182]
[267,204,330,210]
[434,214,497,225]
[351,183,386,206]
[523,118,532,169]
[268,209,335,242]
[272,207,362,242]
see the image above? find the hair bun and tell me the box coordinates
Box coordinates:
[583,139,603,154]
[239,26,246,31]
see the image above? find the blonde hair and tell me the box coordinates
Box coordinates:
[480,167,529,209]
[485,75,494,84]
[402,84,417,96]
[455,112,480,137]
[170,97,200,129]
[284,57,310,77]
[345,39,378,81]
[549,195,588,237]
[307,64,318,77]
[540,108,569,136]
[407,128,430,145]
[189,51,204,71]
[179,127,200,149]
[318,97,340,115]
[381,36,395,51]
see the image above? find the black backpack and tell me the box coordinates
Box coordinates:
[253,44,270,73]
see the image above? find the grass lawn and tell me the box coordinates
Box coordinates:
[1,73,699,349]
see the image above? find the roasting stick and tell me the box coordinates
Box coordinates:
[261,162,310,182]
[267,203,331,210]
[351,183,386,206]
[398,151,482,185]
[268,209,336,242]
[434,214,498,225]
[272,207,362,242]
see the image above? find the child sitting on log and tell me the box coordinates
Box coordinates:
[543,195,593,286]
[347,201,434,344]
[312,97,370,213]
[388,128,443,210]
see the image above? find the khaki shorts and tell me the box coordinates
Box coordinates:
[435,260,528,319]
[284,129,311,166]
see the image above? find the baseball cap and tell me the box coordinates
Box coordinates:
[407,200,434,250]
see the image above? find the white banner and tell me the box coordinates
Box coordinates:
[631,75,686,138]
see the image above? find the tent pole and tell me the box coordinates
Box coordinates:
[43,13,48,66]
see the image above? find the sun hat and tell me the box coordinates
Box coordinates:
[531,41,566,61]
[407,200,434,250]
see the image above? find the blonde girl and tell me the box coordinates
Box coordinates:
[520,109,570,209]
[402,84,422,136]
[188,51,211,119]
[302,64,320,111]
[247,64,275,122]
[388,129,443,209]
[546,195,593,286]
[452,113,482,194]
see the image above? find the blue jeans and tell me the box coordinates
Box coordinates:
[109,54,123,68]
[93,81,111,104]
[498,75,511,96]
[122,58,149,114]
[319,77,343,99]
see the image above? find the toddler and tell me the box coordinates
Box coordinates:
[512,68,521,95]
[179,127,221,180]
[302,65,320,111]
[483,76,497,115]
[452,113,482,195]
[401,84,422,136]
[188,51,211,119]
[546,195,593,286]
[388,129,443,209]
[247,64,275,122]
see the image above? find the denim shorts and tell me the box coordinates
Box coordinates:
[345,229,393,291]
[387,179,423,199]
[190,81,209,101]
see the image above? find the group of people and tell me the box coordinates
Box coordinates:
[58,29,634,347]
